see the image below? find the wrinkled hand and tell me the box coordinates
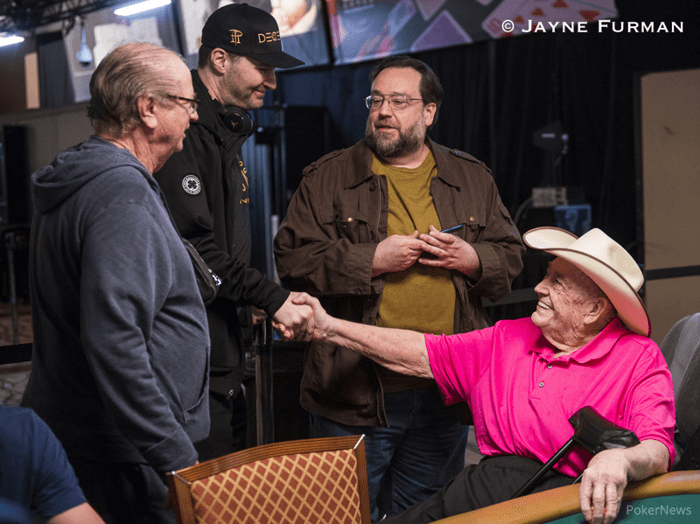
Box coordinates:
[418,225,482,278]
[291,293,331,341]
[271,292,315,341]
[372,231,425,277]
[579,449,629,524]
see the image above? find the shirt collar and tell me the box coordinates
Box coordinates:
[531,317,627,364]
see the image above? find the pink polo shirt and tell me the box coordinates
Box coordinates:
[425,317,676,477]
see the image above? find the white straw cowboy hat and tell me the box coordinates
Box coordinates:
[522,227,650,337]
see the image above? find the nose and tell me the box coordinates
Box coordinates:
[377,98,393,116]
[190,109,199,122]
[533,278,547,296]
[263,70,277,90]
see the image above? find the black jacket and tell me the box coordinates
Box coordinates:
[155,70,288,395]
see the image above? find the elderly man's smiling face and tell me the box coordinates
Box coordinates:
[532,257,607,353]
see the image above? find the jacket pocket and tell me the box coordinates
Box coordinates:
[333,207,373,244]
[463,218,485,244]
[182,350,210,424]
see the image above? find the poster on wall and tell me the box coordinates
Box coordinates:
[177,0,330,68]
[63,3,179,103]
[325,0,618,64]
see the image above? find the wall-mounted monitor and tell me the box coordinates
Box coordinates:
[325,0,617,64]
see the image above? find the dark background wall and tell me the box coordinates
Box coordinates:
[1,0,699,306]
[270,0,700,261]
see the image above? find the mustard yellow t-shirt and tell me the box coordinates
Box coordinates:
[373,152,456,391]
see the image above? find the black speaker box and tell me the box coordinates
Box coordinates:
[1,125,32,226]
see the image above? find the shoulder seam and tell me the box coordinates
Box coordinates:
[303,148,346,177]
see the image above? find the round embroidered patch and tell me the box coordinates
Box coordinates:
[182,175,201,195]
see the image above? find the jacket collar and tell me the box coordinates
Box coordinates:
[344,136,465,189]
[190,70,250,150]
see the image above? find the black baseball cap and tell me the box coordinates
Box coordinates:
[201,3,304,69]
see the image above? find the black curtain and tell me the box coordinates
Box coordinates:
[276,0,700,257]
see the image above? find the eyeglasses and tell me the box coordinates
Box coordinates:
[365,94,423,111]
[166,94,199,114]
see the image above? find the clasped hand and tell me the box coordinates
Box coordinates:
[371,226,481,277]
[270,291,316,341]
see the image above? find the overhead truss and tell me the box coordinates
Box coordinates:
[0,0,128,33]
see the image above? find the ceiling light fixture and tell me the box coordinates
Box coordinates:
[0,33,24,48]
[114,0,172,17]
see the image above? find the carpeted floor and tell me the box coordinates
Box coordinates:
[0,299,33,346]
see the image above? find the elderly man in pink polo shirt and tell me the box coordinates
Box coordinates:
[293,226,675,524]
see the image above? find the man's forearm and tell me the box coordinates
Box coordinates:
[324,317,434,378]
[623,439,670,481]
[49,503,105,524]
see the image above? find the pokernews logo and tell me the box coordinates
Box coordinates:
[625,503,692,517]
[500,19,684,34]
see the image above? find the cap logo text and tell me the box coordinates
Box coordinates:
[258,31,281,43]
[229,29,243,44]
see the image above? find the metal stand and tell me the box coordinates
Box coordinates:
[253,317,275,446]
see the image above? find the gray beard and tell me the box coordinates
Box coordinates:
[365,118,425,159]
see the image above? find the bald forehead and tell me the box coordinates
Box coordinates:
[162,54,194,95]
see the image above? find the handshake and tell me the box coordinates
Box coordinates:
[270,291,327,342]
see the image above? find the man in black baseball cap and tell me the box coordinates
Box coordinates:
[154,2,311,461]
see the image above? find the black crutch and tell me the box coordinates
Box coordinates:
[512,406,640,498]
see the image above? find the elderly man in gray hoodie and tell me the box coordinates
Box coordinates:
[20,43,311,524]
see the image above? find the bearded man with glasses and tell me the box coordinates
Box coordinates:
[274,55,525,520]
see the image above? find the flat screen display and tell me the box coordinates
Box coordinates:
[325,0,618,64]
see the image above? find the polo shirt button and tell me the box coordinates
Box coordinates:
[539,381,545,388]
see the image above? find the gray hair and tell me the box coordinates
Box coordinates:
[88,43,185,137]
[571,265,617,326]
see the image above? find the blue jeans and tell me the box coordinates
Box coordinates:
[310,386,468,521]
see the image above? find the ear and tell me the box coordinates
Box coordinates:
[423,102,437,127]
[137,94,159,130]
[210,48,229,75]
[584,296,612,327]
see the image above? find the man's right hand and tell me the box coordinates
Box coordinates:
[371,231,425,277]
[290,293,330,341]
[271,292,315,341]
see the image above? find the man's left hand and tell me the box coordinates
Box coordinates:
[578,439,669,524]
[578,449,629,524]
[418,225,482,279]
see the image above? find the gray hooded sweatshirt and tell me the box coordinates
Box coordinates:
[21,136,210,474]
